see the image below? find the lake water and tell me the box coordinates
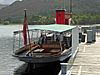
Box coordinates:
[0,25,23,37]
[0,25,25,75]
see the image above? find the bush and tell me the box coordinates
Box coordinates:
[3,21,10,25]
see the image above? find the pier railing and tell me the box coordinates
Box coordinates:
[59,45,79,75]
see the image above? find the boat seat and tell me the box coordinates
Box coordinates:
[15,43,35,55]
[42,44,60,49]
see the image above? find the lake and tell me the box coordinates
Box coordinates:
[0,25,23,37]
[0,25,25,75]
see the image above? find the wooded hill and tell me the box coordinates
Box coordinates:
[0,0,100,24]
[0,4,8,9]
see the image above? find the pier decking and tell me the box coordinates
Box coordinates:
[71,33,100,75]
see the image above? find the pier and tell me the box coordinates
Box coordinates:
[67,33,100,75]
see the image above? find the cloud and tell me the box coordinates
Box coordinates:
[0,0,16,4]
[0,0,4,3]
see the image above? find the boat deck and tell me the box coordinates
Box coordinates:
[71,33,100,75]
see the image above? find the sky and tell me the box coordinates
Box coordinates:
[0,0,22,5]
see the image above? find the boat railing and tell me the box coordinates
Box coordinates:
[13,29,40,53]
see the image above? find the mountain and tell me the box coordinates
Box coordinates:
[0,0,100,19]
[0,4,8,9]
[0,0,54,18]
[0,0,16,5]
[73,0,100,14]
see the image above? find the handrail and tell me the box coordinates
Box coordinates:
[13,29,34,35]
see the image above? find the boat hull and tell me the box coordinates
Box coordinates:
[13,48,72,63]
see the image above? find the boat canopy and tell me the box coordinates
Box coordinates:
[29,24,76,33]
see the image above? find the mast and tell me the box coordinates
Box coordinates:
[69,0,72,13]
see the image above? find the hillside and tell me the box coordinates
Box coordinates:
[0,4,8,9]
[73,0,100,14]
[0,0,100,19]
[0,0,56,18]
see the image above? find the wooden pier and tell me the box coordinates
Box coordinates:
[71,33,100,75]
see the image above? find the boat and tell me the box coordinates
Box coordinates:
[13,24,78,63]
[12,9,79,75]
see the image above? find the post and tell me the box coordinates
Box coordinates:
[13,33,15,53]
[69,0,72,13]
[92,26,96,42]
[60,63,71,75]
[72,27,79,57]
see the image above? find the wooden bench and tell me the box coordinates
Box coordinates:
[15,43,37,55]
[42,44,60,49]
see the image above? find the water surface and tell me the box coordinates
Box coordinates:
[0,25,24,75]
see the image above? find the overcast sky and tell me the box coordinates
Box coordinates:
[0,0,17,4]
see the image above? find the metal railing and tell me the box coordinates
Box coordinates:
[59,47,79,75]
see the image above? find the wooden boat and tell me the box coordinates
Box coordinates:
[13,24,77,63]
